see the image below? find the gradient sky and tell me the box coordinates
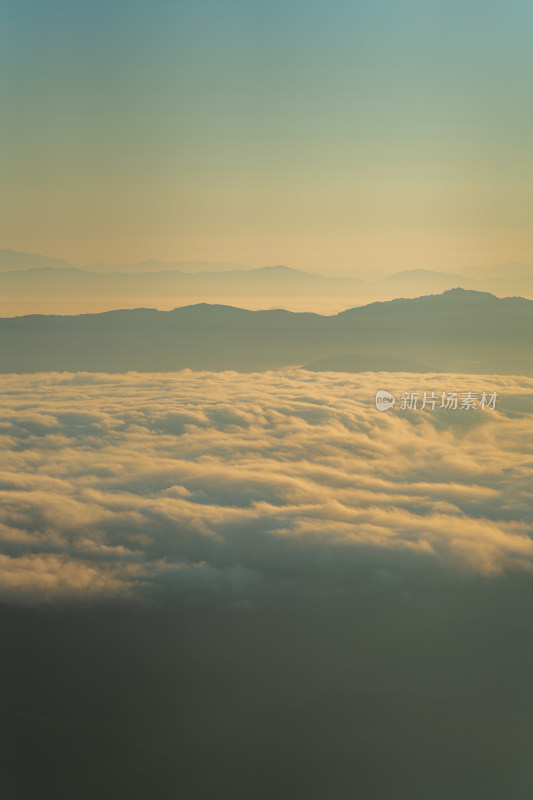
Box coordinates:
[2,0,533,273]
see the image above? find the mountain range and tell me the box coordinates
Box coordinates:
[1,288,531,376]
[1,249,533,316]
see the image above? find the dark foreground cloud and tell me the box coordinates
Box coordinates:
[2,370,533,798]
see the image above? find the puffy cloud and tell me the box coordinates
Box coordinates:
[0,369,532,602]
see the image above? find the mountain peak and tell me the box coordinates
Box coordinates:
[339,287,504,315]
[256,264,299,273]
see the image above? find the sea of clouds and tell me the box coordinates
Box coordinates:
[1,369,532,604]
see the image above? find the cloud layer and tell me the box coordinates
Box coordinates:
[1,369,532,603]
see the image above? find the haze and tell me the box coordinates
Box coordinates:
[3,0,533,273]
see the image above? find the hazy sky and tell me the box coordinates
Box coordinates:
[2,0,533,273]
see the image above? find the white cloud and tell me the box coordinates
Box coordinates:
[0,369,532,602]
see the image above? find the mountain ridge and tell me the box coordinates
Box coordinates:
[2,248,533,316]
[1,289,531,376]
[3,287,526,320]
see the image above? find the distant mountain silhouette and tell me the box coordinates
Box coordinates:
[1,289,531,375]
[382,269,475,286]
[84,259,251,273]
[376,269,533,301]
[2,249,533,315]
[304,353,437,373]
[0,264,367,314]
[458,263,533,280]
[0,249,72,271]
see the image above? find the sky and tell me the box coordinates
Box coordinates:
[2,0,533,273]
